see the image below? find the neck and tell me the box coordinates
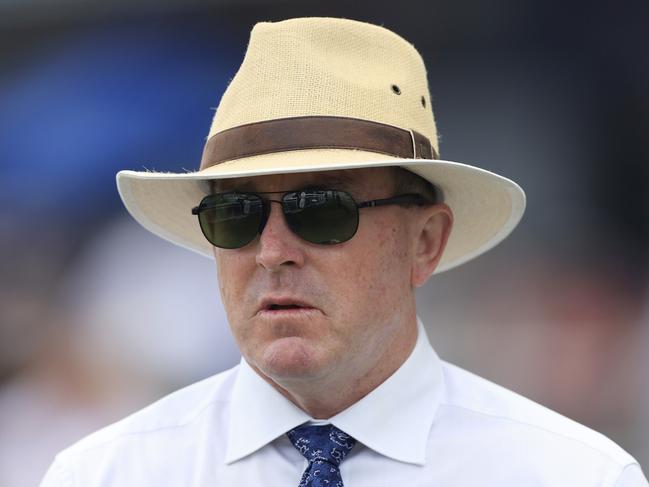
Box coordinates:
[252,314,419,419]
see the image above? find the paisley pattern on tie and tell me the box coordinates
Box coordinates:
[287,424,357,487]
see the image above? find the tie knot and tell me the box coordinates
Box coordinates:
[287,424,356,467]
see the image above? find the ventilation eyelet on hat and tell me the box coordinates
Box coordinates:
[391,84,401,95]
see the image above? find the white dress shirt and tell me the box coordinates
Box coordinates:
[41,320,648,486]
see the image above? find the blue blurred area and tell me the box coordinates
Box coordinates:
[0,18,240,218]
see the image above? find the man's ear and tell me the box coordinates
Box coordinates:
[410,204,453,287]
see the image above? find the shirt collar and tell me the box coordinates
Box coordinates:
[225,318,443,466]
[225,358,311,464]
[330,319,443,465]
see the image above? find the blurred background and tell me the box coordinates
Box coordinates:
[0,0,647,484]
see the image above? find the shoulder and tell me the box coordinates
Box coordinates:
[41,365,239,485]
[66,365,238,455]
[435,360,642,484]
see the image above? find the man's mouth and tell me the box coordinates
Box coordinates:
[257,297,320,316]
[267,304,305,311]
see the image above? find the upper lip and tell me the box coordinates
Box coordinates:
[257,296,317,313]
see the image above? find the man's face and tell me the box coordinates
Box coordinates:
[213,167,439,387]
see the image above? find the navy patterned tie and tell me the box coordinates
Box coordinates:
[287,423,357,487]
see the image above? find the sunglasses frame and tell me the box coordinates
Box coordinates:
[191,189,431,249]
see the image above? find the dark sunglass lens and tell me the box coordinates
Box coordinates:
[197,193,264,249]
[283,190,358,244]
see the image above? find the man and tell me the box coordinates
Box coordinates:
[42,17,647,486]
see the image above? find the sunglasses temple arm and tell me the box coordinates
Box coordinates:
[357,194,428,208]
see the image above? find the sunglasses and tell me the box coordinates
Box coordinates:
[191,189,429,249]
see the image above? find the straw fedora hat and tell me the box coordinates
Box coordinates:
[116,17,525,274]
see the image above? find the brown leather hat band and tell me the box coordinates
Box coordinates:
[199,116,438,170]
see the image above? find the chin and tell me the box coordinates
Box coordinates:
[259,336,326,380]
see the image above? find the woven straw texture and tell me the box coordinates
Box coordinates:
[208,17,438,156]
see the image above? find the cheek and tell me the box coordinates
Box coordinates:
[215,252,251,322]
[336,217,412,319]
[215,253,262,358]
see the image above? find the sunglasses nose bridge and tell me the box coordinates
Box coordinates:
[254,198,307,271]
[257,198,293,239]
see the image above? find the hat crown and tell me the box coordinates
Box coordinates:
[209,17,439,156]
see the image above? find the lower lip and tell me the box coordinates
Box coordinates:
[257,307,321,318]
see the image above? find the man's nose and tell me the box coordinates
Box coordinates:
[255,201,306,271]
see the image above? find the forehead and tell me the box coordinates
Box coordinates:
[213,167,394,194]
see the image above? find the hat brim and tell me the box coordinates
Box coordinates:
[116,149,525,274]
